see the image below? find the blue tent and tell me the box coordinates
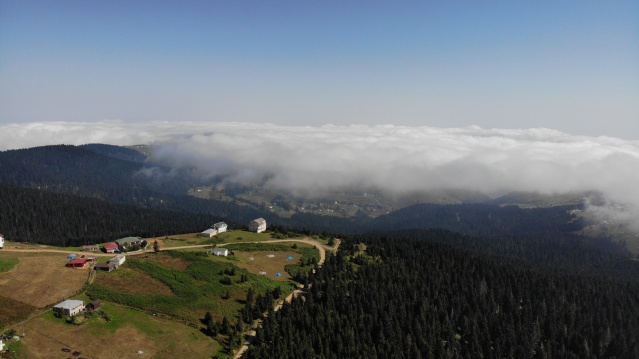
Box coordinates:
[287,256,293,261]
[276,272,282,277]
[67,254,76,259]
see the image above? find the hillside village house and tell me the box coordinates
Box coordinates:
[103,242,118,253]
[66,258,88,268]
[199,222,229,237]
[95,262,118,272]
[199,228,217,238]
[87,300,101,311]
[249,218,267,233]
[210,248,229,256]
[53,299,85,316]
[82,244,99,252]
[213,222,228,233]
[116,236,145,250]
[109,254,126,266]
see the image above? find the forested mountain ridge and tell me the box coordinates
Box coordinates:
[80,143,147,163]
[367,203,584,236]
[246,232,639,359]
[0,144,146,198]
[0,184,238,246]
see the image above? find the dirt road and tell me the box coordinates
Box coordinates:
[219,237,335,265]
[1,237,338,263]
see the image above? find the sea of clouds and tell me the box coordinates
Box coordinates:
[1,121,638,230]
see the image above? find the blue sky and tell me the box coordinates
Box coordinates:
[1,1,637,138]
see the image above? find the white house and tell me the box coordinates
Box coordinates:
[199,228,217,237]
[53,299,85,316]
[249,218,267,233]
[210,248,229,256]
[108,254,126,266]
[0,234,4,249]
[213,222,228,233]
[200,222,228,237]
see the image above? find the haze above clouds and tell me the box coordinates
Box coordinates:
[1,1,638,138]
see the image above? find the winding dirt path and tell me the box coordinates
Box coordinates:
[219,237,332,265]
[231,238,340,358]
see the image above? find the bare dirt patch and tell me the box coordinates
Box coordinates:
[16,317,158,359]
[0,296,37,329]
[93,267,174,296]
[232,250,299,281]
[14,309,219,359]
[0,253,88,308]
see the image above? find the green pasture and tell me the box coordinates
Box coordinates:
[86,250,292,323]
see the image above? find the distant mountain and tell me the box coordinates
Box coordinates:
[0,144,592,242]
[0,144,202,203]
[489,190,593,208]
[366,203,584,237]
[0,144,144,197]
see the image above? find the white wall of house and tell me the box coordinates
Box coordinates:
[109,255,126,266]
[211,248,229,256]
[249,218,266,233]
[214,223,228,233]
[54,300,85,316]
[200,228,217,237]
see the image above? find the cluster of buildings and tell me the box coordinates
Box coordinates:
[101,237,145,253]
[65,253,126,271]
[199,218,267,238]
[52,217,276,328]
[65,236,139,270]
[78,237,145,256]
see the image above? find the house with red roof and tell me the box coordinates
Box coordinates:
[66,258,88,268]
[103,242,118,253]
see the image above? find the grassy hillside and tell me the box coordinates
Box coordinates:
[87,250,292,323]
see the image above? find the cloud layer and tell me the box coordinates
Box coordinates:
[1,121,638,229]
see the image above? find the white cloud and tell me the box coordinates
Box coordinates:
[1,121,638,229]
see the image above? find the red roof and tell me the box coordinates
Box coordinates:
[67,258,88,266]
[103,243,118,250]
